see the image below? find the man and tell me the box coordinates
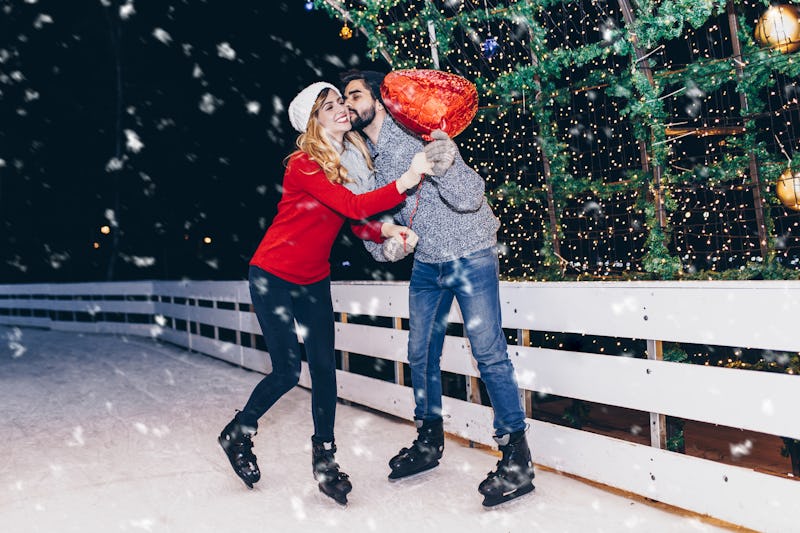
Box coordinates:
[341,70,535,507]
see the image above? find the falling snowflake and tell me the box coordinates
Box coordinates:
[6,255,27,273]
[66,426,85,447]
[119,0,135,20]
[217,42,236,60]
[323,54,345,68]
[199,93,222,114]
[152,27,172,45]
[129,518,155,531]
[33,14,53,29]
[124,129,144,153]
[128,255,155,268]
[730,439,753,459]
[245,101,261,115]
[105,209,118,227]
[6,327,26,358]
[105,156,125,172]
[48,250,70,269]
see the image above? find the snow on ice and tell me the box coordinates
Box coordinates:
[0,325,729,533]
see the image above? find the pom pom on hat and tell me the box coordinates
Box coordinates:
[288,81,341,133]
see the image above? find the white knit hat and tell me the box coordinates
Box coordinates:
[288,81,341,133]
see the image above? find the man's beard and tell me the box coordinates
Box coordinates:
[349,106,376,130]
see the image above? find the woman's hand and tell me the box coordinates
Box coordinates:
[382,228,419,261]
[397,228,419,249]
[395,152,433,193]
[381,223,419,253]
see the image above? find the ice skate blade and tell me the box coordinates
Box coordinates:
[481,483,535,509]
[218,436,258,489]
[318,485,349,506]
[387,460,440,482]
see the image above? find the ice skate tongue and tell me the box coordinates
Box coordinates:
[493,434,511,446]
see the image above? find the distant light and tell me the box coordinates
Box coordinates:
[203,236,212,244]
[304,1,314,11]
[93,242,100,249]
[100,225,111,235]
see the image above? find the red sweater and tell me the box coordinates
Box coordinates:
[250,152,405,284]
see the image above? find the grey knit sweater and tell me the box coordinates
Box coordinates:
[358,116,499,264]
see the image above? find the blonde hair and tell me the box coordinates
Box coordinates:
[286,88,373,184]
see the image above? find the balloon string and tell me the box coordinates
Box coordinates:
[403,177,424,252]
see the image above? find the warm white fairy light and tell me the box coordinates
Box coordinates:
[318,0,800,279]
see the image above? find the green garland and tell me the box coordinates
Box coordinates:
[317,0,800,280]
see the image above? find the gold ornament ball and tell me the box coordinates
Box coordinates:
[339,24,353,40]
[755,5,800,54]
[776,168,800,211]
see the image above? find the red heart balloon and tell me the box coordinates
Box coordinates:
[380,69,478,141]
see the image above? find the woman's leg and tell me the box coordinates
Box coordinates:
[292,276,337,441]
[238,266,304,427]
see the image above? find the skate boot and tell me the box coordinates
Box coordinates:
[218,412,261,489]
[478,429,535,507]
[312,437,352,505]
[388,418,444,480]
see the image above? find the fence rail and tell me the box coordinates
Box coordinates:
[1,279,799,531]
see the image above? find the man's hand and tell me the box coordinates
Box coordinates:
[382,228,418,262]
[423,129,458,176]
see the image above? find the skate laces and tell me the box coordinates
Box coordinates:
[229,432,257,463]
[314,445,343,473]
[486,449,514,479]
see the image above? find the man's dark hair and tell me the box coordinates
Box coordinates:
[340,70,386,103]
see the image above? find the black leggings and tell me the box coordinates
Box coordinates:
[239,266,337,441]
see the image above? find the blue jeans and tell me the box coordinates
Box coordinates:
[240,266,337,442]
[408,247,526,436]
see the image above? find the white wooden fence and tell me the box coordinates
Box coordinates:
[1,279,799,531]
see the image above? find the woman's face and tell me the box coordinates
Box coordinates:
[315,91,352,137]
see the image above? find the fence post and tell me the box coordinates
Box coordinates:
[394,316,405,386]
[647,338,666,449]
[518,328,533,417]
[339,312,350,372]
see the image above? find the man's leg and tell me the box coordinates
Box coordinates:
[387,259,450,480]
[450,248,525,435]
[407,259,453,422]
[449,248,534,506]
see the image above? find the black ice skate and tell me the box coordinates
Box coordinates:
[478,429,535,507]
[218,412,261,489]
[312,437,352,505]
[388,418,444,480]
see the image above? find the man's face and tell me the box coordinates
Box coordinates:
[343,79,377,130]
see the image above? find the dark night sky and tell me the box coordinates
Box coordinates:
[0,0,409,284]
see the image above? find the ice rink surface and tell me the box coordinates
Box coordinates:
[1,326,733,532]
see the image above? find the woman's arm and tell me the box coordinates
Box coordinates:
[291,152,431,220]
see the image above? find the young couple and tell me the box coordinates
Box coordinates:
[218,71,534,508]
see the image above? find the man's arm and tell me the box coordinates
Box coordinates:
[423,130,485,213]
[364,239,389,262]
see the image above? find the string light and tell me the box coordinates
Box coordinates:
[315,0,800,280]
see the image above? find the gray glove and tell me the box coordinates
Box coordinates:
[382,234,416,262]
[423,129,457,176]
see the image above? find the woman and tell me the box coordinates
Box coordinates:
[218,81,431,505]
